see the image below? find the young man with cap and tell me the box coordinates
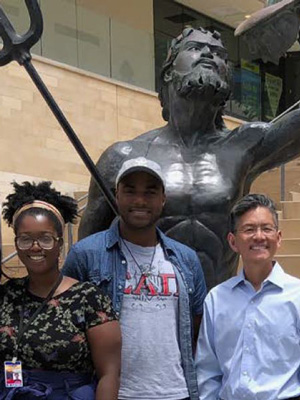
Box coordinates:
[63,156,207,400]
[196,193,300,400]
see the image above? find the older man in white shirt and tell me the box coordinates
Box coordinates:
[196,193,300,400]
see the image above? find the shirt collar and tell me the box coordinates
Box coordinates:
[264,261,285,289]
[105,217,175,254]
[229,261,285,290]
[105,217,121,249]
[228,270,245,289]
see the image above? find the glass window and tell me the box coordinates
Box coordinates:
[41,0,77,66]
[76,4,110,77]
[2,0,155,91]
[154,31,172,91]
[154,0,186,38]
[111,20,155,90]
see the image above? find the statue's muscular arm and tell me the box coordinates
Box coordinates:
[248,109,300,177]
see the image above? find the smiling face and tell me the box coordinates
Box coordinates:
[227,206,281,269]
[116,171,166,234]
[15,214,62,276]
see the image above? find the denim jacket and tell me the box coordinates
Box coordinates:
[63,219,207,400]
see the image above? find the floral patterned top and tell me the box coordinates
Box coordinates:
[0,278,117,373]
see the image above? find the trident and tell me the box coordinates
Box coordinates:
[0,0,118,215]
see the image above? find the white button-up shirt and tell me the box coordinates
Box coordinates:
[196,262,300,400]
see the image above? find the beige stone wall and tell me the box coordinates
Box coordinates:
[0,56,163,194]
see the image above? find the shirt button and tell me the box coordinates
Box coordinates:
[250,300,254,304]
[188,288,193,293]
[243,371,247,376]
[118,284,122,289]
[121,260,126,265]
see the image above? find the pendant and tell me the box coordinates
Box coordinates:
[141,264,151,276]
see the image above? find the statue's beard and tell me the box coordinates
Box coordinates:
[170,65,230,106]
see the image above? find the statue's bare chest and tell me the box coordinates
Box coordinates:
[155,147,246,213]
[164,153,227,191]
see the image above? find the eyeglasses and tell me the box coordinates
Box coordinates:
[236,225,278,237]
[15,235,61,250]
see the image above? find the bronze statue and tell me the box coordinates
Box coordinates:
[79,27,300,289]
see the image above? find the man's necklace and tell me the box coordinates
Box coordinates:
[121,238,157,278]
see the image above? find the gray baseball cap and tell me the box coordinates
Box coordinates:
[115,157,165,189]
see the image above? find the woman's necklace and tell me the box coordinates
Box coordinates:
[121,238,157,278]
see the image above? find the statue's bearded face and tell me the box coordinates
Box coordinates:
[169,30,230,105]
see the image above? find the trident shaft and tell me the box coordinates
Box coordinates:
[0,0,118,216]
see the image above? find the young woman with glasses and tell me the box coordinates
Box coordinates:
[0,181,121,400]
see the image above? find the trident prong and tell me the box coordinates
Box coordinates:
[0,0,43,66]
[0,0,118,216]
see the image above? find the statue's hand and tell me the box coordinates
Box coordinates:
[235,0,300,64]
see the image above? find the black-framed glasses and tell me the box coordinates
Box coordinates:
[15,235,61,250]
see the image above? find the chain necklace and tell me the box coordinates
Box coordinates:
[121,238,157,278]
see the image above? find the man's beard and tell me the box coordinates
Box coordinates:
[170,65,231,106]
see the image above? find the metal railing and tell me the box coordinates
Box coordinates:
[273,100,300,202]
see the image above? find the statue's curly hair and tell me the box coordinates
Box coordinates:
[158,26,230,129]
[159,27,223,90]
[2,181,78,232]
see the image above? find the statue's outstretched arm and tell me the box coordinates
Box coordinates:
[251,109,300,174]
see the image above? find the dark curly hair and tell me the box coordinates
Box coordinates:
[2,181,78,236]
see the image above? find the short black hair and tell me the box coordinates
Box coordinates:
[230,194,278,232]
[2,181,78,236]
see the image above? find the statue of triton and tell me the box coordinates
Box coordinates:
[79,26,300,289]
